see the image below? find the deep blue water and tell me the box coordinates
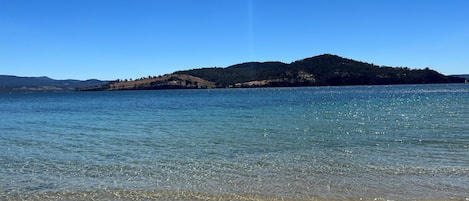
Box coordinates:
[0,84,468,200]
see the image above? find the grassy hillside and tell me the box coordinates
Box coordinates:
[78,74,215,91]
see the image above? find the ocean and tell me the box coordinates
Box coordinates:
[0,84,468,201]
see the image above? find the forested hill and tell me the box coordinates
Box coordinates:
[174,54,464,88]
[79,54,465,91]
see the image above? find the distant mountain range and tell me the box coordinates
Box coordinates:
[2,54,466,92]
[80,54,466,91]
[0,75,107,92]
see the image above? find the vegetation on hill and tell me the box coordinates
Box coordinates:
[77,54,465,91]
[175,54,464,87]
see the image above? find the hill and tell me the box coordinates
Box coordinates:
[79,54,465,91]
[175,54,464,87]
[78,74,215,91]
[0,75,107,92]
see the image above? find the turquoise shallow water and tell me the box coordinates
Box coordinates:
[0,84,468,200]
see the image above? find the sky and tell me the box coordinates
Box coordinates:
[1,0,468,80]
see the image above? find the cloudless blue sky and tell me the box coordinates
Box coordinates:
[1,0,468,80]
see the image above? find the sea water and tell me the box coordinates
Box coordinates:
[0,84,468,200]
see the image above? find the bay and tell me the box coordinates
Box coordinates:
[0,84,468,200]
